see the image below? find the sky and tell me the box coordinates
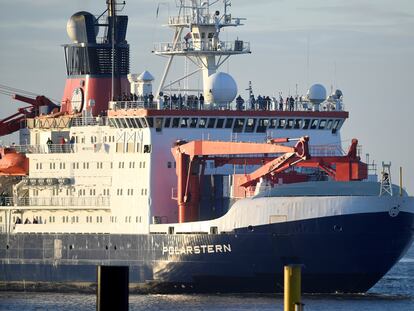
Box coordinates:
[0,0,413,192]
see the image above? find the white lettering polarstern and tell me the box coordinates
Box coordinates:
[162,244,232,255]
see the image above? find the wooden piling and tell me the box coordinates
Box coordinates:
[96,266,129,311]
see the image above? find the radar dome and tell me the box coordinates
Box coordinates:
[334,89,343,99]
[307,84,327,104]
[67,11,98,43]
[205,72,237,104]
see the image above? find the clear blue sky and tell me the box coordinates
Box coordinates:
[0,0,413,192]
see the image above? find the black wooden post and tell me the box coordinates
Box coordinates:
[97,266,129,311]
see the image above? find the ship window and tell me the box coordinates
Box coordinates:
[127,118,136,128]
[180,118,189,128]
[225,118,234,128]
[83,162,89,169]
[207,118,216,128]
[310,119,319,129]
[208,33,214,39]
[155,118,163,132]
[277,119,286,129]
[119,118,128,128]
[125,118,133,128]
[116,142,124,153]
[190,118,198,128]
[108,118,117,128]
[140,118,148,128]
[233,118,245,133]
[167,162,172,168]
[269,119,277,129]
[216,118,225,128]
[164,117,171,128]
[319,119,327,129]
[294,119,302,129]
[146,117,154,128]
[135,118,144,128]
[302,119,310,129]
[199,118,207,128]
[193,33,200,39]
[172,118,180,128]
[333,119,341,130]
[245,118,256,133]
[285,119,294,129]
[143,145,151,153]
[114,118,122,128]
[326,120,333,130]
[256,119,269,133]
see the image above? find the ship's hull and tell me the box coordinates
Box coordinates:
[1,211,413,293]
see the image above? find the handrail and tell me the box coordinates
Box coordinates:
[0,196,110,207]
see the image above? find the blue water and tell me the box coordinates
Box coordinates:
[0,246,413,311]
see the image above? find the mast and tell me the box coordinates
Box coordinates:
[153,0,250,108]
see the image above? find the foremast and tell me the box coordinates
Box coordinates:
[153,0,250,107]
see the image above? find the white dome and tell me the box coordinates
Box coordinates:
[137,70,154,82]
[307,84,327,104]
[205,72,237,104]
[67,11,98,43]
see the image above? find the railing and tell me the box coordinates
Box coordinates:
[0,196,110,207]
[12,144,77,154]
[153,41,251,54]
[310,145,345,156]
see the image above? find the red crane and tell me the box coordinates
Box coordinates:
[171,137,367,223]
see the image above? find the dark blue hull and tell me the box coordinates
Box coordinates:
[1,212,413,293]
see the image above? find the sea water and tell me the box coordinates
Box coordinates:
[0,246,413,311]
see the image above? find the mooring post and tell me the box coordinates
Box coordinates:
[97,266,129,311]
[284,265,304,311]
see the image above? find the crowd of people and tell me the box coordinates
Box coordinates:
[115,91,320,112]
[46,136,75,153]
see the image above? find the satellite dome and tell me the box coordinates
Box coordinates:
[205,72,237,104]
[137,70,155,82]
[307,84,327,104]
[67,11,98,43]
[334,89,343,99]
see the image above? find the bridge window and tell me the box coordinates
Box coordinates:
[164,117,171,128]
[180,118,189,128]
[277,119,286,129]
[146,118,154,128]
[125,118,134,128]
[326,120,333,130]
[233,118,245,133]
[269,119,277,129]
[256,119,269,133]
[225,118,234,128]
[216,119,225,128]
[302,119,310,129]
[285,119,294,129]
[140,118,148,128]
[190,118,198,128]
[114,118,122,128]
[294,119,302,129]
[120,118,128,128]
[207,118,216,128]
[310,119,319,129]
[199,118,207,128]
[172,118,180,128]
[245,118,256,133]
[319,119,327,129]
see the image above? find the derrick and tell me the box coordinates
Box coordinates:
[171,137,367,223]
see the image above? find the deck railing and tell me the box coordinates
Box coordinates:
[0,196,110,207]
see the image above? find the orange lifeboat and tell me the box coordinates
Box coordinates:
[0,147,29,176]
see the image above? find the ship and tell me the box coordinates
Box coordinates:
[0,0,413,294]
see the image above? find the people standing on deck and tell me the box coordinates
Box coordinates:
[289,96,295,111]
[59,137,66,153]
[46,137,53,153]
[249,95,256,110]
[236,95,244,111]
[199,93,204,110]
[148,92,154,106]
[279,95,284,110]
[69,136,75,153]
